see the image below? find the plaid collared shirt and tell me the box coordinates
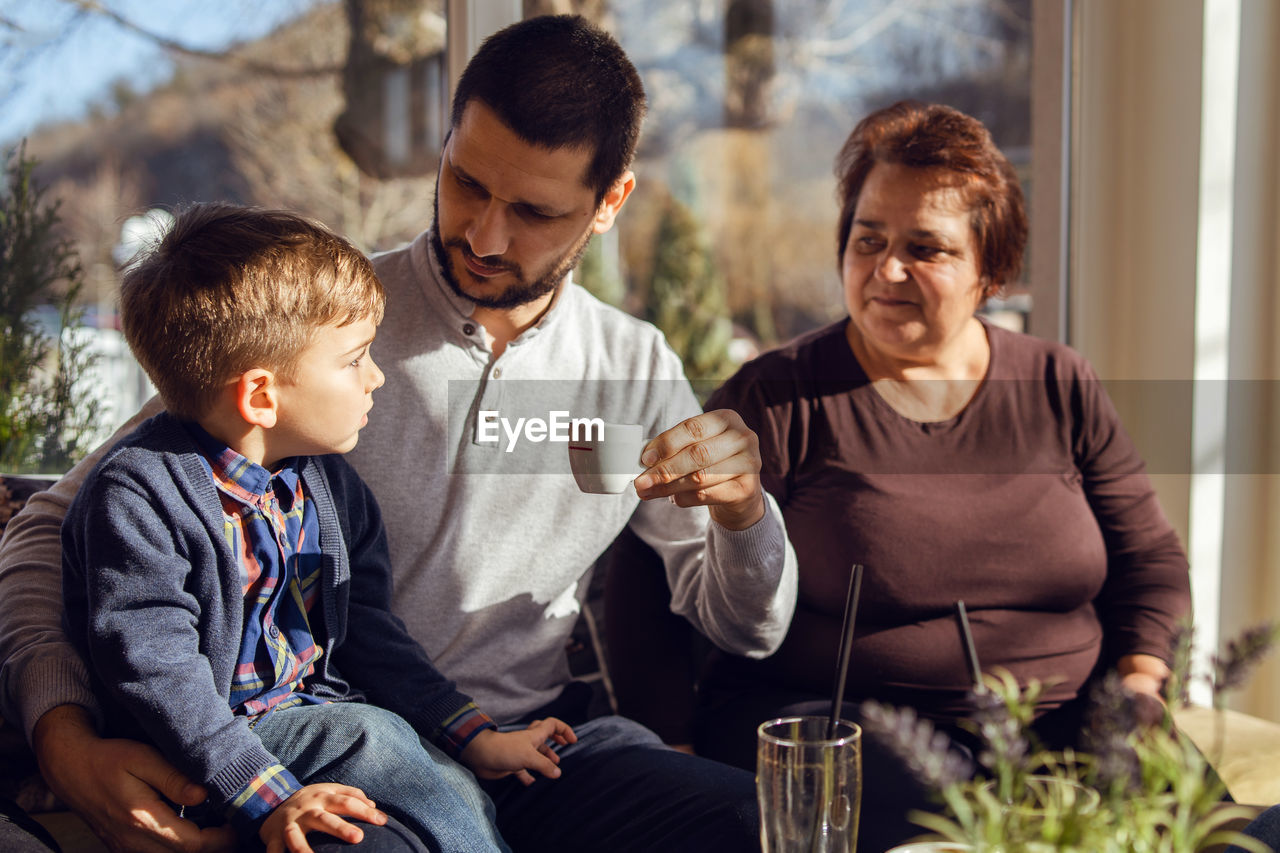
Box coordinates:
[190,425,324,825]
[188,426,495,827]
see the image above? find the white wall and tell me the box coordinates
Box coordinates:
[1071,0,1280,717]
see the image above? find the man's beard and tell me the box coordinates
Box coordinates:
[430,197,594,311]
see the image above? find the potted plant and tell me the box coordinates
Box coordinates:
[863,625,1278,853]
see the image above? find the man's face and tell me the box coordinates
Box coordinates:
[432,101,628,311]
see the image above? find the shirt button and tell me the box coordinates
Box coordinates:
[268,625,280,639]
[493,367,502,378]
[463,322,476,336]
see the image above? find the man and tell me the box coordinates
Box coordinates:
[0,14,797,853]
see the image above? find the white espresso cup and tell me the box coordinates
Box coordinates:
[567,422,646,494]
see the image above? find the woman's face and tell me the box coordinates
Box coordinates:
[842,162,985,365]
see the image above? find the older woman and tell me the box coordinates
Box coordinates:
[691,101,1190,847]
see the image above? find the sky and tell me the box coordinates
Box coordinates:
[0,0,323,148]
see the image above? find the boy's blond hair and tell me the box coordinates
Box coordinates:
[120,203,385,421]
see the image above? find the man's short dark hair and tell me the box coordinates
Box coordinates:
[450,15,647,204]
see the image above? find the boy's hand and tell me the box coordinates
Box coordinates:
[259,783,386,853]
[460,717,577,785]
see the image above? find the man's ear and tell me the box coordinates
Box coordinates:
[592,170,636,234]
[234,369,279,429]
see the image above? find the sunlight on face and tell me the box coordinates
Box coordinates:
[270,316,384,461]
[842,162,984,365]
[432,102,601,311]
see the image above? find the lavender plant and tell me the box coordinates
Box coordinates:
[859,622,1280,852]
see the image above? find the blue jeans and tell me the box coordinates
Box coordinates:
[482,715,758,852]
[0,797,59,852]
[308,814,430,852]
[254,702,508,853]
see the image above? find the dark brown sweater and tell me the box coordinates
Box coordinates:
[705,319,1191,718]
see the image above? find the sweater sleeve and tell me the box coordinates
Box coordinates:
[624,350,798,660]
[0,395,165,741]
[61,456,300,828]
[1073,363,1191,665]
[321,459,494,755]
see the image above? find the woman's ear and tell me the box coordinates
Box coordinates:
[235,369,279,429]
[980,275,1002,303]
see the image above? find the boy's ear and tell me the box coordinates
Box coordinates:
[235,369,279,429]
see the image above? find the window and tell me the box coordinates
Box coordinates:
[554,1,1047,385]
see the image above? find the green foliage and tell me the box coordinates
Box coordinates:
[646,197,737,393]
[863,623,1279,852]
[0,142,101,474]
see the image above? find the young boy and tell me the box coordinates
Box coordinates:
[60,203,574,853]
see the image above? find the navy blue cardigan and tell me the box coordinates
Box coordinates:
[62,413,478,811]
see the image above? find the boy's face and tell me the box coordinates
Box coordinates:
[271,315,383,458]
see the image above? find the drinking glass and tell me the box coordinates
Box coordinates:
[757,716,862,852]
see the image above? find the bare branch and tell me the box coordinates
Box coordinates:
[62,0,342,77]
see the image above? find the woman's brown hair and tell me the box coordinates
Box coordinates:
[835,100,1028,298]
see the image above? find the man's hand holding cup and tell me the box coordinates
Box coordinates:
[632,409,765,531]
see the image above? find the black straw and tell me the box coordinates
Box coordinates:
[827,563,864,739]
[954,600,984,692]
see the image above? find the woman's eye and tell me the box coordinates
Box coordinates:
[912,244,944,260]
[854,236,883,253]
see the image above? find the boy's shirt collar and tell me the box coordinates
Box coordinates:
[182,420,301,508]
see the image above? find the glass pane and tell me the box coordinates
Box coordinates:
[2,1,449,466]
[594,0,1034,386]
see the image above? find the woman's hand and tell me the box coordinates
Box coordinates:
[259,784,385,853]
[32,704,236,852]
[460,718,577,785]
[1118,653,1171,728]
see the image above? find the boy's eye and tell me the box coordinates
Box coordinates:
[853,235,883,253]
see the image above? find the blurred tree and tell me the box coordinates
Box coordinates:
[646,196,735,390]
[226,67,437,252]
[724,0,776,128]
[0,144,100,473]
[522,0,609,21]
[335,0,448,179]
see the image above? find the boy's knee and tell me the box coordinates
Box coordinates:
[298,702,421,758]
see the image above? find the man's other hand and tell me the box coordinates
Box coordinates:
[32,704,236,853]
